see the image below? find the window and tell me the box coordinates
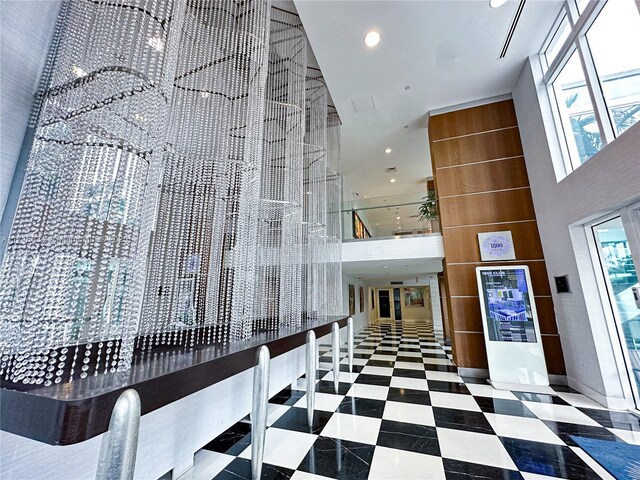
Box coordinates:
[541,0,640,175]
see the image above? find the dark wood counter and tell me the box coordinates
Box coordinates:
[0,316,348,446]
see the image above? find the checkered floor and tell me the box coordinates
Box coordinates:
[173,320,640,479]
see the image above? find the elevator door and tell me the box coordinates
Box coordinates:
[378,290,391,319]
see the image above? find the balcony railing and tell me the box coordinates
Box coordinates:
[341,192,440,240]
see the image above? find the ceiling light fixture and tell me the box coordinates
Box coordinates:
[390,178,396,183]
[489,0,508,7]
[396,216,400,220]
[364,30,380,47]
[385,148,392,154]
[382,265,388,269]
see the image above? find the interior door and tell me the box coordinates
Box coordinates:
[393,288,402,320]
[592,206,640,408]
[378,289,391,319]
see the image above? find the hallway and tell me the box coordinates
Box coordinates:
[173,320,639,479]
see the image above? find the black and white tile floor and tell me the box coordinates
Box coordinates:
[175,320,640,479]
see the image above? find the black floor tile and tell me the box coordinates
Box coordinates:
[424,364,458,373]
[376,419,441,456]
[315,380,352,395]
[339,364,365,373]
[271,407,334,435]
[387,387,431,405]
[433,407,494,434]
[203,422,251,455]
[500,436,601,479]
[577,407,640,430]
[427,380,470,395]
[512,392,570,405]
[354,373,392,387]
[542,420,622,446]
[366,359,396,368]
[392,368,427,379]
[336,396,387,418]
[297,437,375,480]
[459,376,489,385]
[270,387,305,406]
[474,397,537,418]
[443,458,523,480]
[421,352,451,359]
[214,458,294,480]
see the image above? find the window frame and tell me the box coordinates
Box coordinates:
[539,0,639,175]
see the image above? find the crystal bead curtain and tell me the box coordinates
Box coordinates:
[139,0,270,348]
[253,8,306,332]
[0,0,184,385]
[326,106,343,316]
[302,70,328,321]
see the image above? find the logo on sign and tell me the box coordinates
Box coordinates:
[481,235,512,257]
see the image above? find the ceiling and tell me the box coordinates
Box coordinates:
[342,257,443,281]
[294,0,564,200]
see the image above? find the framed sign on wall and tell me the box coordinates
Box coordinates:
[478,231,515,261]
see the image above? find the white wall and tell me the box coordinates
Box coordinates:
[0,1,62,220]
[512,55,640,409]
[342,273,371,328]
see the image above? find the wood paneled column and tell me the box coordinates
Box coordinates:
[429,99,566,376]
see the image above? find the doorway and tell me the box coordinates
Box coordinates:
[378,289,391,319]
[591,203,640,408]
[393,288,402,320]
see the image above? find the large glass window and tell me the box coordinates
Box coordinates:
[541,0,640,177]
[586,0,640,136]
[552,51,601,166]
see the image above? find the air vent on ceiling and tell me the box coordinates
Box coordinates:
[499,0,526,59]
[385,167,397,173]
[390,281,404,285]
[351,95,376,114]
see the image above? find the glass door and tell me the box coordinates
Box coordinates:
[592,211,640,407]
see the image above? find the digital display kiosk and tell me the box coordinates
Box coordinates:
[476,266,550,391]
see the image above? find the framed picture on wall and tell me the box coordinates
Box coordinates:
[348,284,355,316]
[359,286,364,312]
[352,211,371,239]
[404,287,425,307]
[371,288,375,309]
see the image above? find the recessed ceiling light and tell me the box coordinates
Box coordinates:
[363,195,368,198]
[364,31,380,47]
[396,216,401,220]
[382,265,388,269]
[390,178,396,183]
[385,148,392,154]
[489,0,508,7]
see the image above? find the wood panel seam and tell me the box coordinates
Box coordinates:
[435,155,524,170]
[439,186,530,199]
[431,125,518,143]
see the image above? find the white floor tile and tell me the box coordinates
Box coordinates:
[177,450,234,480]
[238,427,317,469]
[375,346,398,353]
[291,471,335,480]
[361,366,394,377]
[423,357,453,365]
[570,446,616,480]
[397,351,423,358]
[346,383,390,401]
[369,446,445,480]
[320,412,381,445]
[425,371,463,383]
[484,413,564,445]
[383,401,435,426]
[321,371,358,384]
[437,427,518,470]
[390,377,430,391]
[294,392,344,412]
[556,392,607,410]
[340,357,368,366]
[394,361,425,371]
[429,391,481,412]
[609,427,640,445]
[354,348,376,355]
[522,402,600,426]
[466,383,518,400]
[370,354,396,361]
[521,473,564,480]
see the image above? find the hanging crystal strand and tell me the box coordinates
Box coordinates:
[326,107,343,316]
[0,0,185,384]
[301,69,328,323]
[253,8,305,335]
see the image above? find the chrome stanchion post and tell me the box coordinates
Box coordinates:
[252,346,270,480]
[347,317,354,374]
[306,330,316,426]
[96,389,141,480]
[332,322,340,394]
